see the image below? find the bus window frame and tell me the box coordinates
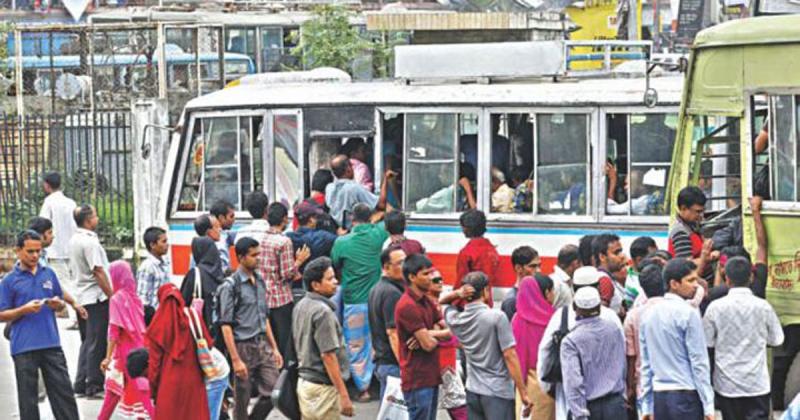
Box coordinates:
[170,108,268,220]
[266,108,304,215]
[599,106,679,225]
[478,107,598,224]
[376,106,484,221]
[744,88,800,214]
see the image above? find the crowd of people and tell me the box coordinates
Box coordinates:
[0,163,799,420]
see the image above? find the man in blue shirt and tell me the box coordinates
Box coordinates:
[0,230,80,420]
[286,201,339,276]
[640,259,714,420]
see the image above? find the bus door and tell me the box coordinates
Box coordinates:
[266,109,303,214]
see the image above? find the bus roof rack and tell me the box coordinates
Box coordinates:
[394,40,658,84]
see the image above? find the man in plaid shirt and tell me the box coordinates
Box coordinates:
[261,202,310,355]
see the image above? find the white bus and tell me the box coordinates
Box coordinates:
[158,46,683,293]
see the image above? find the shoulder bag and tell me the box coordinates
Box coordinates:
[540,307,570,383]
[184,307,228,381]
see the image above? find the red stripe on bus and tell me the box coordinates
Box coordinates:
[171,244,238,276]
[171,245,556,288]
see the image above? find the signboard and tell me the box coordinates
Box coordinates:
[676,0,705,46]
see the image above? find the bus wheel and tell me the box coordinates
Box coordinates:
[786,352,800,409]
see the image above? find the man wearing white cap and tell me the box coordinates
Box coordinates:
[537,266,624,420]
[561,287,627,420]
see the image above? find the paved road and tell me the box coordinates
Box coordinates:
[0,319,385,419]
[3,320,786,419]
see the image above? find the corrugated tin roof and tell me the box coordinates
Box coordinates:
[694,15,800,48]
[183,75,684,111]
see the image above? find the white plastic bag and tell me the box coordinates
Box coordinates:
[377,376,409,420]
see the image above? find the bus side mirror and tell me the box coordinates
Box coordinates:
[644,88,659,108]
[141,124,177,159]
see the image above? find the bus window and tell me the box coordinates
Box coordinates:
[537,114,590,216]
[689,116,741,210]
[273,113,300,210]
[406,113,477,214]
[178,121,204,211]
[261,28,283,72]
[204,117,240,209]
[487,113,532,214]
[605,113,676,216]
[769,95,800,202]
[177,115,262,213]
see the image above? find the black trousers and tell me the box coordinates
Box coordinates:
[654,390,704,420]
[268,301,294,356]
[74,299,109,394]
[717,393,771,420]
[772,324,800,409]
[567,393,626,420]
[13,347,79,420]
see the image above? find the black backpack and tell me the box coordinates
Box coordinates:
[540,306,570,383]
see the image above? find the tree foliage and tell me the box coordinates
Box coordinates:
[292,6,368,74]
[291,6,406,78]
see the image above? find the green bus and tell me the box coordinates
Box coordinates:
[667,15,800,409]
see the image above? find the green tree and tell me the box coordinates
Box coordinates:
[292,6,368,74]
[291,6,408,78]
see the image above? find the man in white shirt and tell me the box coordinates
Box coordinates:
[703,256,784,420]
[236,191,270,243]
[550,244,582,289]
[68,205,112,398]
[39,171,78,322]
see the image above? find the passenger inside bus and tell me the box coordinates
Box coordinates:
[490,167,515,213]
[605,164,666,215]
[414,162,476,213]
[341,137,374,191]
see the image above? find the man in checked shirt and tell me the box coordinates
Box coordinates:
[259,202,310,356]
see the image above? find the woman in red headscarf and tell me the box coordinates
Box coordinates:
[512,273,556,420]
[99,261,154,419]
[146,283,211,420]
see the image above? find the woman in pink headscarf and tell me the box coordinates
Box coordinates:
[99,261,154,419]
[512,273,556,420]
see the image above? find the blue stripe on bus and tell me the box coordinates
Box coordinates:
[169,223,668,237]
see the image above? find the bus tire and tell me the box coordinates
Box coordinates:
[785,352,800,409]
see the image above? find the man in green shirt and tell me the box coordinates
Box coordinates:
[331,203,389,401]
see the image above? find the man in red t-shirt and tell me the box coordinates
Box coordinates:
[455,210,499,305]
[395,254,451,420]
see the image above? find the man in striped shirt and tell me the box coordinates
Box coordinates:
[669,187,715,276]
[260,202,310,356]
[561,287,627,420]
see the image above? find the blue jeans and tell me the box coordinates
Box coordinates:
[206,374,229,420]
[403,387,439,420]
[375,364,400,401]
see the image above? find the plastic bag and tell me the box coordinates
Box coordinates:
[377,376,409,420]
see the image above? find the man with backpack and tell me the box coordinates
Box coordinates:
[217,237,283,420]
[537,266,624,420]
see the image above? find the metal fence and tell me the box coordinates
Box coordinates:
[3,23,225,122]
[0,111,133,245]
[0,23,228,246]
